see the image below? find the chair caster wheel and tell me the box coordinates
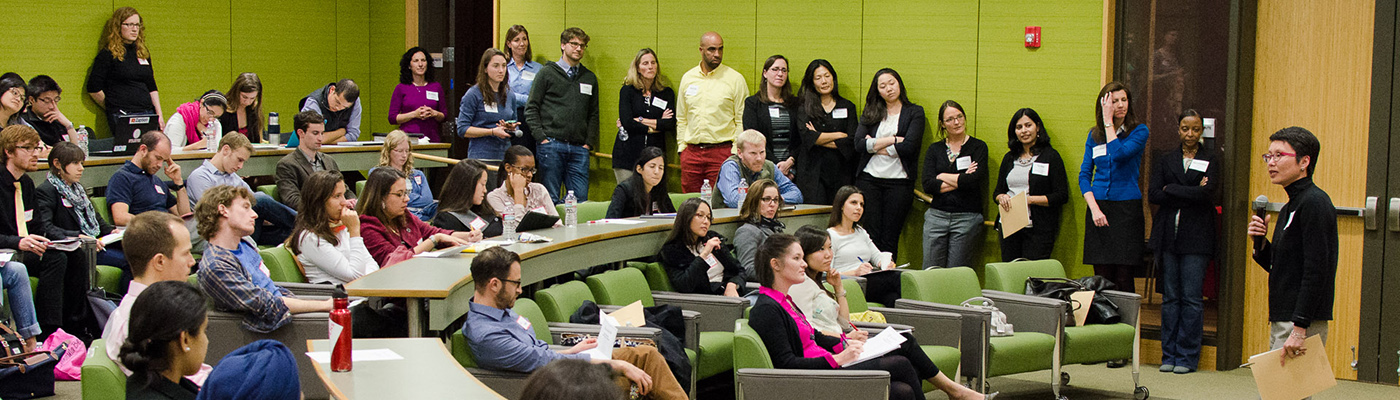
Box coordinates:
[1134,385,1150,400]
[1060,371,1071,386]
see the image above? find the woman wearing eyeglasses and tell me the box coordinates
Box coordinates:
[921,100,988,269]
[87,7,164,131]
[0,75,27,129]
[373,131,436,221]
[1079,81,1149,294]
[163,90,227,151]
[743,55,802,179]
[358,168,478,268]
[733,179,786,281]
[486,145,561,226]
[1147,109,1217,374]
[657,197,744,297]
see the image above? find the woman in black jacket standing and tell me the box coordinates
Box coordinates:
[1147,109,1218,374]
[853,69,923,259]
[743,55,802,178]
[613,48,675,183]
[920,100,988,269]
[992,108,1068,261]
[793,59,858,205]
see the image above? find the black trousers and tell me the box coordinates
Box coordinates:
[23,249,93,339]
[854,174,914,260]
[999,224,1058,261]
[844,334,941,400]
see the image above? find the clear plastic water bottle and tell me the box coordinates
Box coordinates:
[699,179,713,206]
[75,125,89,156]
[204,125,217,152]
[737,178,749,206]
[502,210,517,241]
[564,191,578,227]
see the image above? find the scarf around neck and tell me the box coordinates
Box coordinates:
[46,172,100,237]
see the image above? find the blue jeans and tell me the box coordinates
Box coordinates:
[1159,251,1207,369]
[252,192,297,246]
[1,261,41,339]
[536,139,591,204]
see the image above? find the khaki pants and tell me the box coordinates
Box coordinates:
[611,346,688,400]
[1268,321,1329,400]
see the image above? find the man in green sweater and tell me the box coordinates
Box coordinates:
[524,27,600,204]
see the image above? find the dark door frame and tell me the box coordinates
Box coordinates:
[1215,0,1256,372]
[1359,0,1398,384]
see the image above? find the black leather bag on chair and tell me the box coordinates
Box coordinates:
[1025,276,1122,325]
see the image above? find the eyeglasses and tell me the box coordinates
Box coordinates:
[511,165,537,175]
[121,22,142,28]
[501,278,522,287]
[942,114,966,124]
[759,196,782,204]
[4,88,22,98]
[1260,152,1298,164]
[566,41,588,49]
[767,67,788,73]
[14,145,39,153]
[389,190,409,198]
[33,96,60,105]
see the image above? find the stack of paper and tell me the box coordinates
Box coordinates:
[842,327,907,367]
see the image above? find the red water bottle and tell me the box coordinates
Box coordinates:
[330,286,353,372]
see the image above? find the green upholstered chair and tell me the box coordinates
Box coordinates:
[81,339,126,400]
[355,180,366,199]
[259,245,308,284]
[627,261,674,292]
[554,201,612,223]
[256,184,280,203]
[983,259,1146,396]
[92,197,113,225]
[897,267,1064,396]
[95,265,124,294]
[836,279,962,391]
[732,319,891,400]
[668,192,701,207]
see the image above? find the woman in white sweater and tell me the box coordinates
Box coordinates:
[287,170,380,285]
[827,185,902,306]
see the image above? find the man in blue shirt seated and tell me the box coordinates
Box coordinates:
[463,247,687,399]
[186,133,295,245]
[714,129,802,208]
[106,131,190,226]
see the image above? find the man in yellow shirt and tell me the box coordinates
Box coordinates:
[675,31,748,192]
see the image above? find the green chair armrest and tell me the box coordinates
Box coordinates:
[868,306,962,349]
[651,291,748,333]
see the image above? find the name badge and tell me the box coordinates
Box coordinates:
[651,97,668,110]
[685,85,699,97]
[1283,211,1296,231]
[832,108,848,119]
[154,184,165,195]
[61,198,73,208]
[580,83,593,95]
[516,315,532,330]
[23,209,32,222]
[406,179,413,193]
[955,156,972,170]
[1092,144,1107,158]
[469,217,487,231]
[426,91,439,101]
[62,134,69,142]
[768,106,781,118]
[1189,159,1210,172]
[137,58,150,65]
[1032,162,1050,176]
[414,175,423,185]
[521,71,536,81]
[483,103,499,114]
[530,206,548,214]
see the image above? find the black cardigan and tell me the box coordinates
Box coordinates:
[921,136,989,214]
[1147,147,1219,255]
[1252,177,1336,327]
[854,104,925,182]
[605,177,676,219]
[657,232,745,295]
[792,98,859,205]
[85,43,158,113]
[749,294,843,370]
[35,179,117,240]
[613,86,675,169]
[992,147,1070,232]
[742,95,803,164]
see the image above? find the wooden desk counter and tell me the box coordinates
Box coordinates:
[307,338,504,400]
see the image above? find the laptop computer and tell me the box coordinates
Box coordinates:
[92,113,160,156]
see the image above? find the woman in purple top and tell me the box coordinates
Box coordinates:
[389,47,447,142]
[747,234,992,400]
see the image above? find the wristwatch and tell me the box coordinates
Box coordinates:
[168,182,185,190]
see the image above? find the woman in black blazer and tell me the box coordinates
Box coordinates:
[432,159,504,238]
[656,198,744,296]
[793,59,859,205]
[35,143,128,280]
[607,146,675,218]
[852,68,924,259]
[992,108,1069,261]
[742,55,802,178]
[1147,109,1218,374]
[613,48,676,183]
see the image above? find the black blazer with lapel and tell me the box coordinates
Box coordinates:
[1147,147,1219,255]
[35,180,116,240]
[853,104,925,182]
[992,147,1070,232]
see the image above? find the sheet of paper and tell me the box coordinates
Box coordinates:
[608,300,646,327]
[1248,335,1336,400]
[99,230,124,246]
[1000,192,1031,238]
[305,348,404,364]
[1070,290,1095,327]
[584,310,620,361]
[0,250,13,262]
[48,240,82,252]
[589,219,646,225]
[462,240,513,253]
[843,326,906,367]
[414,244,471,258]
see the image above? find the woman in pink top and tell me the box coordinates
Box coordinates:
[358,168,479,267]
[485,145,561,226]
[388,47,447,142]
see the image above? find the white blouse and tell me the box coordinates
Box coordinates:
[789,277,843,336]
[862,113,906,179]
[297,228,380,285]
[828,226,894,274]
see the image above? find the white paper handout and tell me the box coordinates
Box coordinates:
[584,310,620,361]
[842,326,907,367]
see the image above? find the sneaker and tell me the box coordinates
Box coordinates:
[1173,366,1195,374]
[1159,364,1175,372]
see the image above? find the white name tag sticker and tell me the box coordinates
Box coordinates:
[1093,144,1107,158]
[137,58,149,65]
[61,198,72,208]
[1189,159,1210,172]
[1032,162,1050,176]
[154,184,165,195]
[651,97,668,110]
[516,315,532,330]
[580,83,593,95]
[483,103,499,114]
[426,91,439,101]
[520,71,536,81]
[833,108,848,119]
[469,217,487,231]
[530,206,548,214]
[23,209,32,222]
[768,106,780,118]
[956,156,972,170]
[685,85,699,97]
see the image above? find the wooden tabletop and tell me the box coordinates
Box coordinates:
[306,338,504,400]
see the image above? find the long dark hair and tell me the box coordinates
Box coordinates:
[287,171,346,255]
[755,233,800,288]
[757,55,797,105]
[1090,81,1139,144]
[476,48,510,107]
[623,146,667,214]
[504,25,533,62]
[227,72,263,138]
[860,68,911,125]
[1007,107,1051,156]
[666,197,710,247]
[737,179,780,224]
[438,159,496,217]
[794,225,836,300]
[798,59,843,122]
[399,46,436,84]
[119,281,206,391]
[357,168,410,230]
[827,185,863,229]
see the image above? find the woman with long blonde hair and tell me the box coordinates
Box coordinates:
[373,130,436,220]
[87,7,164,131]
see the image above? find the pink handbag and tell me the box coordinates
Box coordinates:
[36,329,86,380]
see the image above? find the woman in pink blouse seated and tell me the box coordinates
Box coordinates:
[358,168,479,267]
[486,145,561,226]
[747,234,991,400]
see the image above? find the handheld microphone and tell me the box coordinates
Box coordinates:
[1252,195,1269,252]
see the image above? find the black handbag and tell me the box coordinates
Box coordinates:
[0,350,58,399]
[1024,276,1122,325]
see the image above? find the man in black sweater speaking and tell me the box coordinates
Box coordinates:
[1247,126,1337,366]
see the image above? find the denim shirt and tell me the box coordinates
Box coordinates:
[462,300,588,372]
[507,59,542,107]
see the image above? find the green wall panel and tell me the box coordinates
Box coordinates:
[231,0,338,126]
[754,0,863,110]
[497,0,567,64]
[369,0,408,136]
[0,0,113,131]
[657,0,758,95]
[126,0,233,121]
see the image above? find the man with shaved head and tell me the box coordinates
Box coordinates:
[676,31,749,193]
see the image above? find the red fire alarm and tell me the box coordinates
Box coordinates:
[1025,26,1041,48]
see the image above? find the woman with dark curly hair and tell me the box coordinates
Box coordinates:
[389,46,447,142]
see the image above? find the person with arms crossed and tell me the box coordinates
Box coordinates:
[675,31,748,192]
[525,27,600,203]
